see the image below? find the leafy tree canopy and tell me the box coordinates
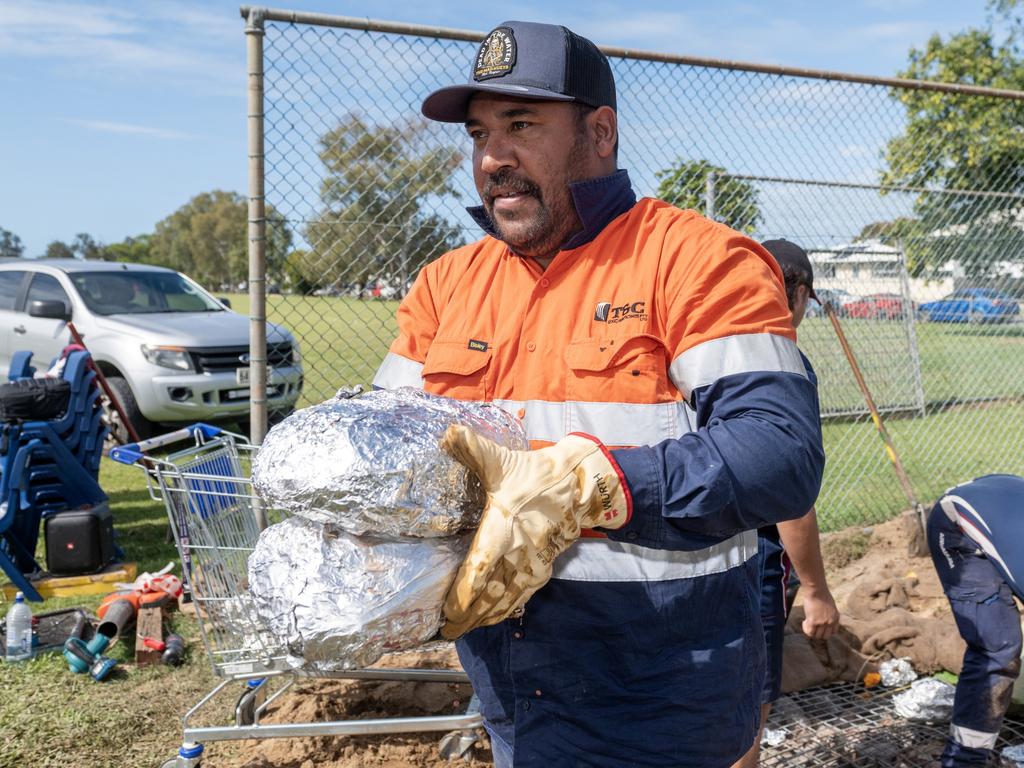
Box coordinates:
[655,159,760,234]
[149,190,291,288]
[304,114,464,291]
[0,227,24,259]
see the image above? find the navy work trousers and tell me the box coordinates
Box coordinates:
[927,504,1022,767]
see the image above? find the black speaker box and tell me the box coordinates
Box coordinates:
[44,502,115,575]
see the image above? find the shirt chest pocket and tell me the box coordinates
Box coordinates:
[421,341,492,400]
[564,334,675,403]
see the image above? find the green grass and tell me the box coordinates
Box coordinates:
[816,399,1024,530]
[0,459,241,768]
[227,292,398,407]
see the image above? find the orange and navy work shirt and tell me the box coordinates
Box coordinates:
[374,171,823,555]
[374,170,824,765]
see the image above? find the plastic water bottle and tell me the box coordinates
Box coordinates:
[5,592,33,662]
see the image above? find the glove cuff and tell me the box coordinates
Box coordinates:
[569,432,633,530]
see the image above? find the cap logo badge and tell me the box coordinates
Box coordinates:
[474,27,516,81]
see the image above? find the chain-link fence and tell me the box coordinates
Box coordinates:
[242,7,1024,531]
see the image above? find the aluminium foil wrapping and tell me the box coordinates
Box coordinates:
[251,387,527,539]
[248,515,469,672]
[879,657,918,687]
[892,677,956,723]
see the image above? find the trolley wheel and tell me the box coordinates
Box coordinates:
[235,688,258,726]
[438,729,478,761]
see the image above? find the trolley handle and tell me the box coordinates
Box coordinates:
[108,423,223,464]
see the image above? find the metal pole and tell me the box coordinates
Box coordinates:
[246,8,268,451]
[245,8,269,533]
[705,171,716,222]
[897,244,926,417]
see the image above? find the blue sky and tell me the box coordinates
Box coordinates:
[0,0,999,257]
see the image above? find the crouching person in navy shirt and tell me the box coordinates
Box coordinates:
[928,474,1024,766]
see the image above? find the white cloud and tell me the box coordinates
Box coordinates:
[0,0,240,89]
[68,118,196,140]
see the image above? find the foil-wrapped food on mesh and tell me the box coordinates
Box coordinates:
[251,387,527,538]
[248,516,468,671]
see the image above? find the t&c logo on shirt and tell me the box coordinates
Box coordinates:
[594,300,648,323]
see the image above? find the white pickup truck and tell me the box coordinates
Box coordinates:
[0,259,303,440]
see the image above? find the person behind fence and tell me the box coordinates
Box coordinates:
[926,474,1024,767]
[372,20,824,767]
[731,238,841,768]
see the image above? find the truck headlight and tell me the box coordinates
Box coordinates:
[141,344,194,371]
[291,341,301,364]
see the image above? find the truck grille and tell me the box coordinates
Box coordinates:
[190,343,293,373]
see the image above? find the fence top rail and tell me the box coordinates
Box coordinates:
[239,5,1024,102]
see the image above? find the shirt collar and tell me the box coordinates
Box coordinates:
[467,169,637,253]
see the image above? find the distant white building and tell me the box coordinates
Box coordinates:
[808,239,953,302]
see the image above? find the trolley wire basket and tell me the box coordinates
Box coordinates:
[110,423,482,767]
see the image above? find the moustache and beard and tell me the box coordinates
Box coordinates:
[480,133,589,259]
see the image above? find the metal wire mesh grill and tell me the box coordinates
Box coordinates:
[254,14,1024,531]
[763,683,1024,766]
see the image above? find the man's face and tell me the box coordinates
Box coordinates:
[465,95,593,258]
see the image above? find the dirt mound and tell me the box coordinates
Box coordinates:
[781,511,965,693]
[212,648,492,767]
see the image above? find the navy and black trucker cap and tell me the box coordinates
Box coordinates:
[422,21,616,122]
[762,239,818,300]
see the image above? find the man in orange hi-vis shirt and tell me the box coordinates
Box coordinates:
[373,20,824,767]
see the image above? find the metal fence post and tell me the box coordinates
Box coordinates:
[245,7,268,531]
[246,7,268,455]
[898,244,927,417]
[705,171,717,222]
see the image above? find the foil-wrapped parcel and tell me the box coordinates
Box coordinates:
[249,516,469,672]
[248,388,527,669]
[251,387,527,538]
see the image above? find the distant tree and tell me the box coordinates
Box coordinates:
[0,227,24,259]
[655,159,760,233]
[43,240,75,259]
[282,249,326,294]
[882,11,1024,275]
[71,232,104,261]
[100,235,153,264]
[305,115,464,289]
[149,191,291,286]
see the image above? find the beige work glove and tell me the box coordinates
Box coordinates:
[439,426,632,640]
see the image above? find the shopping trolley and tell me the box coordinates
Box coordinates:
[111,424,482,768]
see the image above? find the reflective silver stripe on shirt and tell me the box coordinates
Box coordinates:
[550,529,757,583]
[491,398,691,445]
[670,333,806,398]
[372,352,424,390]
[950,723,998,750]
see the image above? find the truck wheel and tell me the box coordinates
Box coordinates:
[106,376,155,444]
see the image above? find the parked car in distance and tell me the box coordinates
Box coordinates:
[0,259,304,441]
[843,293,916,320]
[918,287,1021,324]
[805,288,859,318]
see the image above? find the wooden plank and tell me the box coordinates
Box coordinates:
[135,604,164,666]
[1,562,137,599]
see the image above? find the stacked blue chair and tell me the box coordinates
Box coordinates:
[0,349,109,601]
